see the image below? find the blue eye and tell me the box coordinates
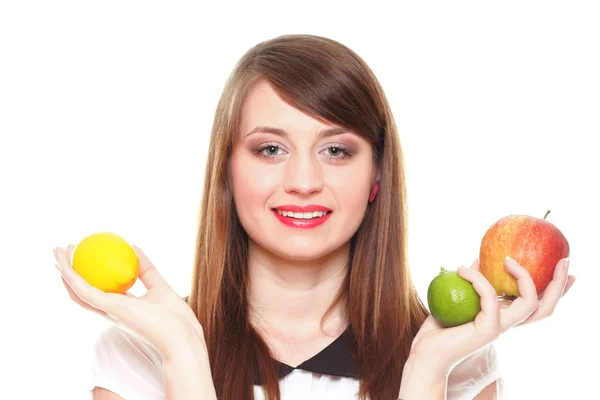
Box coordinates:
[255,143,352,162]
[322,145,352,161]
[264,145,280,156]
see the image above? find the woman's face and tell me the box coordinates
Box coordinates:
[230,80,379,261]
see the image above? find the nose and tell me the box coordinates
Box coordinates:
[283,152,324,196]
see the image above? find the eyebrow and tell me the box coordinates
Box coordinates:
[244,125,350,139]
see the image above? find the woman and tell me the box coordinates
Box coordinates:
[53,34,574,399]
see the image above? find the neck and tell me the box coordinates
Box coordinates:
[247,239,350,340]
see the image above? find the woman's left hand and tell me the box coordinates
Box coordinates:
[496,257,575,326]
[408,256,574,378]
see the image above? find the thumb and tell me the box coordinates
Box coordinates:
[412,315,442,350]
[132,245,172,291]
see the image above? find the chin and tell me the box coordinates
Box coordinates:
[272,240,331,261]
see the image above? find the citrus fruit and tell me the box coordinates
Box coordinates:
[72,232,139,293]
[427,267,481,328]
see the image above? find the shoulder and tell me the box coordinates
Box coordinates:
[90,324,165,400]
[447,343,502,400]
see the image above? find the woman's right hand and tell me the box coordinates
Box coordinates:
[404,257,541,387]
[55,244,218,399]
[53,244,206,361]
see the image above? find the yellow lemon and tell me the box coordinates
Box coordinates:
[72,232,139,293]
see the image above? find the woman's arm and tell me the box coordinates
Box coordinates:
[163,335,218,400]
[399,362,497,400]
[91,340,217,400]
[398,358,447,399]
[54,246,218,399]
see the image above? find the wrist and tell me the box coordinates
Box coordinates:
[399,358,448,400]
[163,332,210,367]
[404,355,450,380]
[162,335,217,400]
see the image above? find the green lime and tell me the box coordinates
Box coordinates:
[427,267,481,328]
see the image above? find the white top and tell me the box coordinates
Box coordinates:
[89,325,502,400]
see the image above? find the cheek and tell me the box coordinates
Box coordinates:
[326,167,371,209]
[231,154,279,210]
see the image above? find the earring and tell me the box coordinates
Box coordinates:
[369,183,379,202]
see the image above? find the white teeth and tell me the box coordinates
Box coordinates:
[276,209,328,219]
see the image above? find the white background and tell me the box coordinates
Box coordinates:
[1,1,598,399]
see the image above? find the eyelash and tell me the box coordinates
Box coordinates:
[256,142,353,162]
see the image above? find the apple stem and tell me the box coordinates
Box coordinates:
[543,210,551,220]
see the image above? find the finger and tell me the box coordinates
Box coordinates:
[562,275,576,297]
[412,315,441,344]
[499,257,539,330]
[457,266,500,337]
[59,270,94,309]
[132,246,172,290]
[55,247,121,312]
[58,270,118,323]
[67,244,75,264]
[469,258,481,272]
[530,258,570,320]
[410,315,443,357]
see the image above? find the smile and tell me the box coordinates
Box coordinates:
[271,208,333,228]
[274,209,330,219]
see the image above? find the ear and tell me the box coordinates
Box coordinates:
[373,165,381,184]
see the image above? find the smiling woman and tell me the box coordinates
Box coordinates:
[230,79,379,261]
[67,33,575,400]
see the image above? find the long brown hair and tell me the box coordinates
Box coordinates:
[188,34,429,400]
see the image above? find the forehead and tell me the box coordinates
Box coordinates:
[239,80,335,136]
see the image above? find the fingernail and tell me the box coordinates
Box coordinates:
[563,257,570,271]
[505,255,518,266]
[54,263,62,272]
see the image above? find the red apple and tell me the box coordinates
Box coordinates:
[479,210,570,297]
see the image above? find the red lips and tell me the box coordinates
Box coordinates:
[271,205,332,229]
[273,204,331,213]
